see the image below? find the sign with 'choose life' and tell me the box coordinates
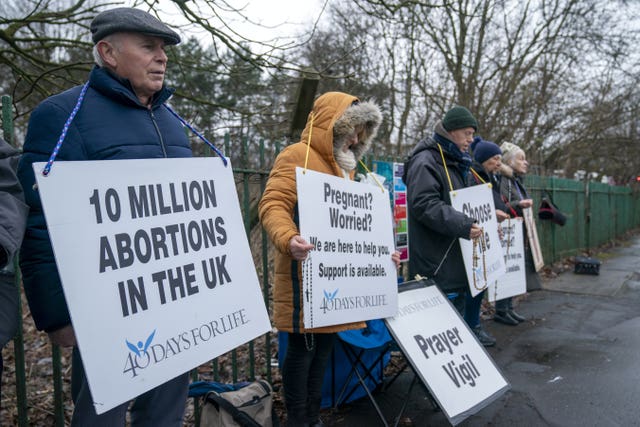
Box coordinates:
[450,184,506,297]
[34,158,271,414]
[296,167,398,329]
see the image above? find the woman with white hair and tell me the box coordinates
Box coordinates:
[495,142,541,325]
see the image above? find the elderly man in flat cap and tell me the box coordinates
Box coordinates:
[18,8,191,426]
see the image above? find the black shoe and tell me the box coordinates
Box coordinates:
[472,325,496,347]
[508,309,526,322]
[287,408,309,427]
[494,311,519,326]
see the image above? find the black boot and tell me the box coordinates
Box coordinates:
[472,325,496,347]
[508,309,526,322]
[307,402,324,427]
[286,406,309,427]
[494,311,519,326]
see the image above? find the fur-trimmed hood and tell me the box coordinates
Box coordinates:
[299,92,381,175]
[499,163,516,179]
[332,99,382,161]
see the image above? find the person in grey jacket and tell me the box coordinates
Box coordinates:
[0,137,28,405]
[403,106,486,340]
[495,141,540,325]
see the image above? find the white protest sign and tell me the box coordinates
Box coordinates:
[522,207,544,271]
[295,167,398,329]
[450,184,506,297]
[487,218,526,302]
[385,282,509,426]
[34,158,271,414]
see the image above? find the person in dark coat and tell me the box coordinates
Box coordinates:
[403,106,487,339]
[0,137,28,406]
[464,137,510,345]
[18,8,191,426]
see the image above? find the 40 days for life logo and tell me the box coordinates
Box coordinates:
[122,325,211,378]
[122,308,250,378]
[319,288,388,314]
[124,329,158,378]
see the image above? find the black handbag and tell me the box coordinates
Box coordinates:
[538,193,567,226]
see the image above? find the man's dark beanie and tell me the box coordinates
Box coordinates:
[470,136,502,164]
[91,7,181,45]
[442,106,478,132]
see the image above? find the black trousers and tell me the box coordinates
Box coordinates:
[70,347,189,426]
[282,332,336,426]
[0,271,19,407]
[0,353,4,405]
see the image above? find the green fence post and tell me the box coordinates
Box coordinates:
[11,262,29,427]
[52,345,65,426]
[584,180,590,251]
[1,96,13,145]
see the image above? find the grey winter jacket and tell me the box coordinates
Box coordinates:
[0,139,28,269]
[402,123,475,293]
[0,138,27,346]
[499,164,528,218]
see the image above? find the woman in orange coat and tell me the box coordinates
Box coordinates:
[259,92,396,426]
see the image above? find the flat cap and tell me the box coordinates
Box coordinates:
[91,7,181,45]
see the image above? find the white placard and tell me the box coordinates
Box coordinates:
[487,218,527,302]
[385,282,509,426]
[450,184,506,297]
[34,158,271,414]
[295,167,398,328]
[522,207,544,271]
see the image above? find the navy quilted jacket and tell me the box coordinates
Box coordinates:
[18,66,192,332]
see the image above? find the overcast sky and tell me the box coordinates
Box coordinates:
[229,0,326,37]
[149,0,328,47]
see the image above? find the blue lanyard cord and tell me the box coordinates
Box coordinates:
[514,179,524,199]
[42,82,228,177]
[42,81,90,176]
[164,104,228,167]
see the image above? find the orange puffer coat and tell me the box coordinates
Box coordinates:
[259,91,381,333]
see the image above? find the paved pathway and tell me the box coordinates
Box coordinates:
[326,235,640,426]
